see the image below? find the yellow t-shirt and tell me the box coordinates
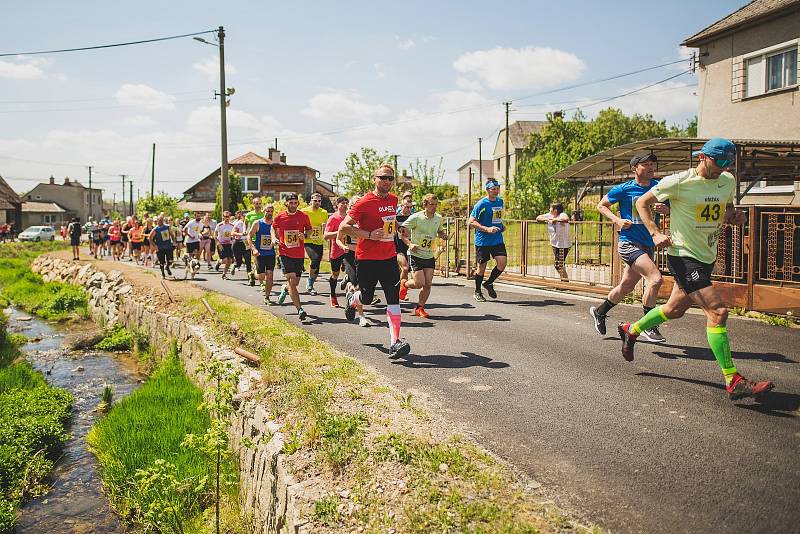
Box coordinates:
[301,207,329,246]
[651,168,735,264]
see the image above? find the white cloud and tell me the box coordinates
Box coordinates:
[193,56,237,81]
[0,57,51,80]
[374,63,387,79]
[454,46,585,91]
[115,84,176,111]
[395,36,416,50]
[604,80,697,118]
[456,76,483,91]
[302,91,390,122]
[120,115,158,127]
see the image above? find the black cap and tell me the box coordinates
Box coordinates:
[630,153,657,167]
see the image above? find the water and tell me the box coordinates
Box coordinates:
[7,309,146,534]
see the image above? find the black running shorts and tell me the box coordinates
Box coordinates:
[409,255,435,271]
[256,254,275,274]
[475,243,507,265]
[281,256,304,277]
[330,255,344,274]
[667,254,714,294]
[356,258,400,305]
[218,243,233,259]
[304,243,324,270]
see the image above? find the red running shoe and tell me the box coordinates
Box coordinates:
[726,373,774,400]
[330,296,340,308]
[399,279,408,301]
[414,306,429,319]
[617,322,638,362]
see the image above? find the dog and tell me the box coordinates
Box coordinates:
[182,254,201,280]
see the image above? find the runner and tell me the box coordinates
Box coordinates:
[395,199,413,301]
[336,195,370,327]
[121,216,132,260]
[247,204,277,305]
[590,154,667,342]
[618,137,774,400]
[67,217,81,260]
[173,215,185,259]
[231,210,252,280]
[399,194,450,317]
[244,197,265,286]
[109,220,122,261]
[149,214,175,279]
[129,220,145,264]
[339,164,410,356]
[142,217,154,267]
[468,179,506,302]
[215,211,235,279]
[272,193,313,321]
[183,214,203,261]
[301,192,329,296]
[200,214,214,268]
[323,196,349,308]
[535,203,572,282]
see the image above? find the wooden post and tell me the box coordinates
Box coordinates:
[746,206,756,311]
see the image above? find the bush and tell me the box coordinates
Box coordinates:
[94,324,135,351]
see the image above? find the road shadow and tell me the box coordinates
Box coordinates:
[367,346,510,369]
[432,282,464,288]
[421,302,475,310]
[496,299,574,308]
[637,371,799,417]
[652,344,796,364]
[432,314,510,322]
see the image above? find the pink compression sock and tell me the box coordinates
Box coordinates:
[386,304,401,345]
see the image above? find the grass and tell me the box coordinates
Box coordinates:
[195,292,594,533]
[729,307,796,327]
[93,323,149,352]
[0,310,73,532]
[0,242,87,322]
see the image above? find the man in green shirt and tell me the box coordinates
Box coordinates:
[618,137,774,401]
[301,192,330,295]
[244,196,265,286]
[399,194,449,318]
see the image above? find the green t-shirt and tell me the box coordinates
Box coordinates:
[401,211,443,259]
[301,207,329,245]
[245,210,262,241]
[651,168,735,264]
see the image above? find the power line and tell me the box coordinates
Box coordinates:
[0,90,209,105]
[0,97,210,114]
[0,30,216,57]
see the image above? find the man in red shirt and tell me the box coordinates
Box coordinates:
[324,196,349,308]
[338,164,410,358]
[272,193,313,321]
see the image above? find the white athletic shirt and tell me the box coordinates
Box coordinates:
[542,214,572,248]
[184,219,203,243]
[215,222,235,245]
[232,219,246,241]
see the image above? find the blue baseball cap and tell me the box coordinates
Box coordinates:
[692,137,736,160]
[484,179,501,190]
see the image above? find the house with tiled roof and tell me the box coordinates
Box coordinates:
[21,201,69,229]
[492,121,547,186]
[0,174,22,230]
[182,148,335,212]
[24,176,103,222]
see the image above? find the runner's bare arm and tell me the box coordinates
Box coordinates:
[723,203,747,225]
[598,196,631,229]
[635,192,671,248]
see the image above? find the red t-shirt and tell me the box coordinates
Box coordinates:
[272,210,312,259]
[348,191,398,261]
[325,212,347,260]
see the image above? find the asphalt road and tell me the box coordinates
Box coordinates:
[180,262,798,534]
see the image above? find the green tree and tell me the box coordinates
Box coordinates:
[334,147,390,196]
[212,169,244,220]
[136,193,181,220]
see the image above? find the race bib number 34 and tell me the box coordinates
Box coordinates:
[381,216,396,241]
[285,230,301,247]
[419,235,434,250]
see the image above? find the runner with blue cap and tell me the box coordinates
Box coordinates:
[618,137,774,401]
[468,179,506,302]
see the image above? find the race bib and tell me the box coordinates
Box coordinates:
[492,206,503,223]
[694,195,723,229]
[310,225,322,240]
[160,230,170,241]
[630,196,642,224]
[259,235,273,250]
[224,230,231,238]
[418,235,434,251]
[285,229,301,248]
[381,216,396,241]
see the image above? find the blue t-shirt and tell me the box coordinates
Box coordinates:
[606,180,662,247]
[470,197,505,247]
[254,220,275,256]
[153,224,174,250]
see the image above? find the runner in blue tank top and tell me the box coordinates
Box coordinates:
[149,214,175,279]
[247,204,277,305]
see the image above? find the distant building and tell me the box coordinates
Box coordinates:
[183,148,335,212]
[492,121,546,185]
[457,160,495,195]
[0,175,22,230]
[24,176,103,222]
[21,201,69,229]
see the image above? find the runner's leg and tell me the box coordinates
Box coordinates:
[418,268,435,307]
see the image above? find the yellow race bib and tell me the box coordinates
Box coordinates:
[285,230,301,247]
[259,235,273,250]
[381,216,396,241]
[491,206,503,223]
[310,225,322,240]
[160,230,170,241]
[694,201,723,229]
[418,235,434,250]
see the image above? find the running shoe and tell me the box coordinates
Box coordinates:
[358,316,370,328]
[207,262,213,269]
[474,291,486,302]
[617,322,637,362]
[371,296,381,305]
[277,285,288,305]
[344,289,356,321]
[249,272,256,286]
[726,373,774,400]
[589,306,607,335]
[640,326,666,343]
[308,286,318,296]
[215,261,221,271]
[263,294,272,305]
[399,280,408,301]
[389,340,411,358]
[413,306,429,319]
[340,274,349,291]
[298,308,307,321]
[231,266,237,275]
[482,282,497,299]
[221,273,228,280]
[330,296,340,308]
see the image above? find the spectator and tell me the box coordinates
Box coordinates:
[536,202,572,282]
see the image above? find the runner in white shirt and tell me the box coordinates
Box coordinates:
[215,211,235,280]
[230,210,252,280]
[183,215,203,260]
[536,202,572,282]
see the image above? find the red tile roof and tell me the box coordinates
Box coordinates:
[683,0,800,47]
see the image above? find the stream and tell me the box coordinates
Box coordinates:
[7,308,146,533]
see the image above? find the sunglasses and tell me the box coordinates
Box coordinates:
[714,158,732,168]
[376,175,395,181]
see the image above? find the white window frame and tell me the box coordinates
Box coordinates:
[241,175,260,193]
[43,214,56,224]
[743,39,799,98]
[279,191,295,201]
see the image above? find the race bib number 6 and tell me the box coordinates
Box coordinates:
[285,230,301,247]
[381,216,396,241]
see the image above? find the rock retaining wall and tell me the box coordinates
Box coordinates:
[32,256,310,533]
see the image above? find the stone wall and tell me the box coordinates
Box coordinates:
[31,256,310,533]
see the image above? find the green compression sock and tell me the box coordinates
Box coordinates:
[630,306,669,335]
[707,326,737,384]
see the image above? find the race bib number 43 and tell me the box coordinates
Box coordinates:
[694,196,723,229]
[381,216,396,241]
[285,230,301,247]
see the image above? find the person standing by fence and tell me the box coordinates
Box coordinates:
[536,203,571,282]
[468,179,506,302]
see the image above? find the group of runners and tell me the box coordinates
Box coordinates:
[78,139,775,399]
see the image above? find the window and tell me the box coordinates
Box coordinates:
[744,42,798,97]
[43,214,56,224]
[241,176,259,192]
[279,192,294,201]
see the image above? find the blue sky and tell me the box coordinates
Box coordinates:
[1,0,745,200]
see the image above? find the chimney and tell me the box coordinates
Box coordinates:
[49,175,55,184]
[280,154,286,164]
[268,148,282,164]
[64,177,70,185]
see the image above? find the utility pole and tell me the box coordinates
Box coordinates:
[129,182,133,216]
[150,143,156,199]
[113,193,116,215]
[504,101,511,189]
[88,166,93,221]
[392,154,399,173]
[478,138,482,182]
[120,175,127,216]
[218,26,229,214]
[274,137,278,150]
[466,166,473,279]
